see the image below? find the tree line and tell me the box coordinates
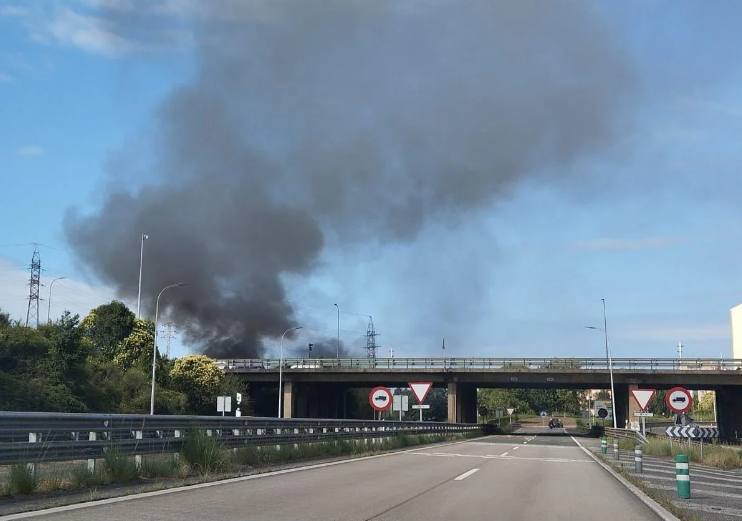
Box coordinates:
[0,301,249,415]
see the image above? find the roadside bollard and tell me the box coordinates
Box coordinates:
[634,445,643,473]
[613,438,619,460]
[601,437,607,454]
[676,454,690,499]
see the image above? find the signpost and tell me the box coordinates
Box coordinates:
[630,389,656,436]
[408,382,433,422]
[369,386,392,420]
[666,387,693,414]
[216,396,231,417]
[507,408,515,424]
[540,411,547,426]
[235,392,242,417]
[594,400,612,426]
[393,395,409,421]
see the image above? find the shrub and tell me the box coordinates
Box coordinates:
[102,449,138,483]
[181,430,227,474]
[7,464,37,495]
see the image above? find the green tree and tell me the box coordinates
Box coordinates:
[170,355,224,414]
[649,390,669,416]
[80,301,135,358]
[697,391,715,411]
[114,318,155,370]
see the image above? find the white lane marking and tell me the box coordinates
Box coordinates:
[409,452,593,464]
[454,468,480,481]
[632,473,742,490]
[500,452,509,457]
[512,446,520,450]
[644,483,742,499]
[523,441,528,444]
[672,501,742,518]
[3,438,479,520]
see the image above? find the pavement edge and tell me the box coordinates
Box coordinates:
[570,437,681,521]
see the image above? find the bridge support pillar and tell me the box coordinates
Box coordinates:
[282,380,295,419]
[717,386,742,442]
[613,384,630,429]
[447,382,477,424]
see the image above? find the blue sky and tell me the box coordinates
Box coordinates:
[1,1,741,361]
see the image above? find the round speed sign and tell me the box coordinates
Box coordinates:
[369,387,392,411]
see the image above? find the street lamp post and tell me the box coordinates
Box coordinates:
[150,282,185,415]
[137,234,148,319]
[333,303,340,359]
[47,277,66,323]
[586,298,617,429]
[278,326,302,418]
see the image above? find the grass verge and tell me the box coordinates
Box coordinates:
[609,436,742,469]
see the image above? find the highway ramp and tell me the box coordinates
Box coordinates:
[11,430,665,521]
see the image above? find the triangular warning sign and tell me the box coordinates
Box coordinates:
[631,389,656,412]
[409,382,433,404]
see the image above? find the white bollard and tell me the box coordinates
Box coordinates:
[88,432,97,472]
[134,431,143,469]
[27,433,37,478]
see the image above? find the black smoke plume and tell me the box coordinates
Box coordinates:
[65,0,635,357]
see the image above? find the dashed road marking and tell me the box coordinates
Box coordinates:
[500,452,509,457]
[454,468,479,481]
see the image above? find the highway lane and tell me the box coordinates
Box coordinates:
[12,430,665,521]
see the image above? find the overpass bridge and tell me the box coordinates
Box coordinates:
[219,357,742,441]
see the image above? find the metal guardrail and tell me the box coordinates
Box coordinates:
[215,357,742,371]
[0,412,480,466]
[604,427,648,445]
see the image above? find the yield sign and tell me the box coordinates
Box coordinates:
[630,389,656,412]
[408,382,433,404]
[507,408,515,416]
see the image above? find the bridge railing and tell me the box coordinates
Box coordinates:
[215,357,742,371]
[0,412,480,466]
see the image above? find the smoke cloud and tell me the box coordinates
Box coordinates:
[65,0,635,357]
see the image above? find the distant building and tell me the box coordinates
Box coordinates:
[730,303,742,358]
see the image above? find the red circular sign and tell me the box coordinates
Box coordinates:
[369,386,392,411]
[665,387,693,414]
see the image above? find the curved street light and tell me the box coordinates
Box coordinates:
[150,283,186,415]
[278,326,302,418]
[586,298,617,429]
[47,277,66,323]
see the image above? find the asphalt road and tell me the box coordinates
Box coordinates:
[10,427,664,521]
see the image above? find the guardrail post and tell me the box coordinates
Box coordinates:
[88,431,97,472]
[634,445,642,473]
[613,438,619,460]
[676,454,690,499]
[27,433,37,478]
[601,437,607,454]
[134,431,143,469]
